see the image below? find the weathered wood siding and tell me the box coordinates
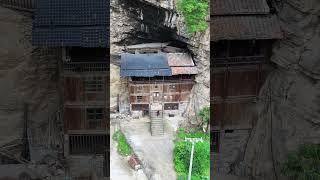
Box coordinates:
[64,107,107,132]
[64,77,84,102]
[213,101,258,129]
[63,76,107,104]
[64,108,83,132]
[129,81,194,105]
[212,65,269,129]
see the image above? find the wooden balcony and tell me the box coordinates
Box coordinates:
[0,0,35,12]
[63,62,108,74]
[213,55,266,66]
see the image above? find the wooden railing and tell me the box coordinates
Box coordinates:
[213,55,266,65]
[63,62,108,73]
[0,0,35,12]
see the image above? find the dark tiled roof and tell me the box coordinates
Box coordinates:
[120,53,172,77]
[32,26,108,47]
[34,0,108,26]
[211,0,270,15]
[211,15,282,41]
[32,0,109,47]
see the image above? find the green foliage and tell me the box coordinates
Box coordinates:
[112,130,121,141]
[176,128,210,141]
[177,175,209,180]
[281,144,320,180]
[173,129,210,179]
[112,130,133,156]
[177,0,209,33]
[198,106,210,124]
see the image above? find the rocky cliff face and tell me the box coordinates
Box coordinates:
[236,1,320,179]
[0,7,60,147]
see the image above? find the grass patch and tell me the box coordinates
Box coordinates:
[173,128,210,179]
[112,130,133,156]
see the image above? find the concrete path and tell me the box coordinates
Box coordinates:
[120,118,176,180]
[110,121,148,180]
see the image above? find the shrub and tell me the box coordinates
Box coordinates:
[176,128,210,141]
[112,130,133,156]
[177,0,209,33]
[281,144,320,180]
[198,106,210,132]
[198,107,209,124]
[174,129,210,178]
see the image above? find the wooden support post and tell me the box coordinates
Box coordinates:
[64,134,69,157]
[22,103,30,161]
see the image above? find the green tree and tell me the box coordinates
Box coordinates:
[177,0,209,33]
[281,144,320,180]
[173,129,210,179]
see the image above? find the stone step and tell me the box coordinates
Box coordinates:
[151,119,162,121]
[151,125,162,128]
[151,131,163,134]
[151,132,164,136]
[151,121,163,124]
[150,113,164,136]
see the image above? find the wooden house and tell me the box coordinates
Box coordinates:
[121,43,197,117]
[61,47,109,155]
[210,0,282,172]
[32,0,109,158]
[120,43,197,135]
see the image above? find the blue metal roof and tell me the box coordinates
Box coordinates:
[32,0,109,47]
[120,53,172,77]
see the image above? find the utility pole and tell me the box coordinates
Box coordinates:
[185,137,203,180]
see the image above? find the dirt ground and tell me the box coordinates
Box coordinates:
[110,118,148,180]
[120,117,176,180]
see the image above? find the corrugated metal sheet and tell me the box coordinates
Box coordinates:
[120,53,171,77]
[211,15,282,41]
[211,0,269,15]
[126,42,170,49]
[32,0,109,47]
[171,67,197,75]
[167,53,194,67]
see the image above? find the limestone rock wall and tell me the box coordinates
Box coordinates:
[235,1,320,179]
[0,7,60,159]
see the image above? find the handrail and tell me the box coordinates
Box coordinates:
[0,0,35,12]
[213,55,266,65]
[63,62,108,72]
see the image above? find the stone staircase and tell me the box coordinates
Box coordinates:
[150,110,164,136]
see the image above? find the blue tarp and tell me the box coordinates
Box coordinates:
[32,0,109,47]
[120,53,172,77]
